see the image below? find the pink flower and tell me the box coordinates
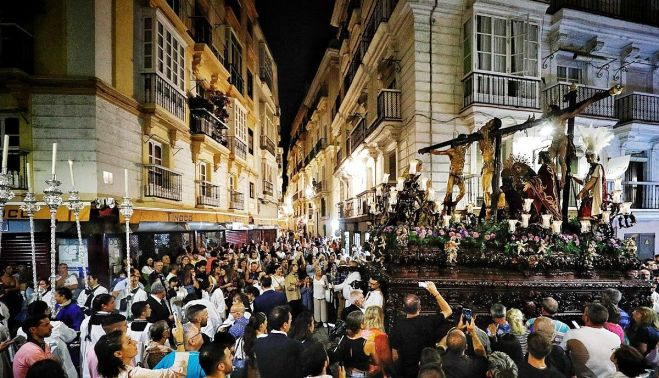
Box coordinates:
[485,235,491,241]
[472,232,480,238]
[449,232,456,238]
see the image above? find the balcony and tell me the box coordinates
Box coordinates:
[0,23,33,73]
[260,135,276,157]
[616,93,659,124]
[229,191,245,210]
[190,117,228,147]
[623,182,659,209]
[191,15,212,45]
[259,44,274,91]
[368,89,402,135]
[0,149,29,190]
[342,0,399,95]
[142,73,187,121]
[338,190,376,219]
[463,72,540,109]
[548,0,659,27]
[144,164,182,201]
[263,180,273,197]
[348,118,367,155]
[228,137,247,160]
[197,181,221,207]
[228,64,244,94]
[543,83,615,118]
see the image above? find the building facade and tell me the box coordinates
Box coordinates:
[285,0,659,257]
[0,0,281,282]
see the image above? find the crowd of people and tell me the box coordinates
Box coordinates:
[0,236,655,378]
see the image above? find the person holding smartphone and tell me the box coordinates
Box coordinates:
[389,281,452,378]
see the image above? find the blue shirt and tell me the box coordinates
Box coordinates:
[155,351,206,378]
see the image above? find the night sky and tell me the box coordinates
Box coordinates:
[256,0,336,189]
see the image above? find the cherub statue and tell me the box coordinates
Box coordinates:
[537,239,548,256]
[445,237,460,266]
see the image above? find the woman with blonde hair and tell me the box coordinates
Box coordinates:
[361,306,394,377]
[506,308,529,356]
[626,306,659,355]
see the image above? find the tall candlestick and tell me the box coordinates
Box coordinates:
[68,160,75,188]
[1,135,8,174]
[124,169,128,197]
[51,143,57,176]
[26,162,32,192]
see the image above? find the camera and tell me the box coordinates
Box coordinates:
[328,320,347,341]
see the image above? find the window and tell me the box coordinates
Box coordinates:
[247,71,253,98]
[143,16,185,91]
[199,162,208,195]
[249,182,255,198]
[388,153,396,178]
[248,128,254,155]
[148,141,163,165]
[557,66,582,84]
[233,102,247,142]
[225,28,243,85]
[467,15,539,77]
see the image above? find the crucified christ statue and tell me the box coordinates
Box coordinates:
[546,84,622,188]
[431,136,469,211]
[478,118,502,211]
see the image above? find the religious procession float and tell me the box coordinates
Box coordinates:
[359,85,650,326]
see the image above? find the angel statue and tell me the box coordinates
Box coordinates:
[545,84,622,188]
[573,125,614,220]
[431,134,470,212]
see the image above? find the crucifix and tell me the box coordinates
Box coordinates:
[418,85,622,220]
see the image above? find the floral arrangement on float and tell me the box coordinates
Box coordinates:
[363,158,640,276]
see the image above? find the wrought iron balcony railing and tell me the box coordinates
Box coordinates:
[621,181,659,209]
[229,191,245,210]
[348,118,367,155]
[616,93,659,124]
[262,180,273,197]
[260,135,276,156]
[190,117,228,146]
[197,181,221,207]
[228,137,247,160]
[144,164,182,201]
[142,73,187,121]
[463,72,540,109]
[543,83,615,118]
[368,89,402,135]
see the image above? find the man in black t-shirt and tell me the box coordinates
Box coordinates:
[389,281,452,378]
[519,333,567,378]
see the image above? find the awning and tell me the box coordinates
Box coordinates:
[3,205,91,222]
[120,208,249,224]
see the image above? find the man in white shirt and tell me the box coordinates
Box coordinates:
[561,303,620,377]
[77,274,109,311]
[55,263,79,291]
[114,272,148,319]
[127,301,152,364]
[363,277,384,309]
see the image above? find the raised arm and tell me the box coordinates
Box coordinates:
[425,281,452,318]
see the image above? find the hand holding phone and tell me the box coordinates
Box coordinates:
[418,282,428,288]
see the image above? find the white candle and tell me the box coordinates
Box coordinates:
[420,177,429,191]
[467,203,474,214]
[427,188,435,201]
[51,143,57,176]
[26,162,32,192]
[68,160,75,188]
[1,135,8,174]
[124,169,129,197]
[381,173,390,185]
[396,177,405,191]
[614,178,622,191]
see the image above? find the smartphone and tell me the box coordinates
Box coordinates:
[462,308,472,323]
[418,282,428,288]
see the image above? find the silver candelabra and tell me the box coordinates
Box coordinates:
[67,190,86,283]
[0,172,15,259]
[119,197,133,279]
[44,175,63,307]
[20,191,41,296]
